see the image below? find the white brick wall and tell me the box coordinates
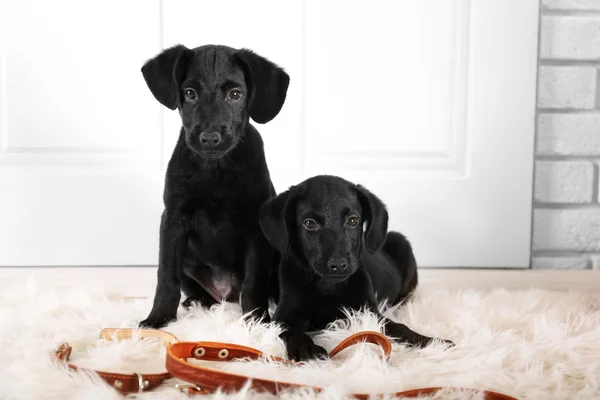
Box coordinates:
[534,161,594,203]
[531,256,588,269]
[537,113,600,155]
[543,1,600,11]
[534,209,600,251]
[538,66,596,108]
[534,1,600,269]
[540,17,600,59]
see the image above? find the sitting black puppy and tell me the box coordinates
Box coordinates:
[139,44,288,328]
[259,175,453,361]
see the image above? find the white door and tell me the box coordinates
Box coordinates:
[0,0,539,267]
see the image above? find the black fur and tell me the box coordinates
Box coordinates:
[259,175,453,361]
[139,44,289,328]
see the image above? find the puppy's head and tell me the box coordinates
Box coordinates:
[260,176,389,283]
[141,44,289,159]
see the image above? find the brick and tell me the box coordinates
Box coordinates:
[534,161,594,203]
[533,209,600,250]
[538,66,597,108]
[532,256,588,268]
[541,16,600,60]
[591,257,600,269]
[537,113,600,155]
[543,0,600,11]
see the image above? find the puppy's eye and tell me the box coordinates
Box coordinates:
[228,89,242,101]
[347,216,359,227]
[184,88,197,101]
[303,219,318,230]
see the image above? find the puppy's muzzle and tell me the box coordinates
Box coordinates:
[317,257,352,281]
[199,131,222,148]
[327,258,348,272]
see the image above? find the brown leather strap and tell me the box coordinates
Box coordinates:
[53,328,179,394]
[166,331,517,399]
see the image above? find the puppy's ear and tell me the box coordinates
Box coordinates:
[259,189,297,255]
[235,49,290,124]
[355,185,389,253]
[141,44,194,110]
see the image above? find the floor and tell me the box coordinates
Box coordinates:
[0,267,598,297]
[2,266,599,399]
[2,267,599,399]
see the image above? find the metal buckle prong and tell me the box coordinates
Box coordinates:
[175,383,202,393]
[134,372,149,392]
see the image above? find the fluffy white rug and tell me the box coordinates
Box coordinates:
[1,276,599,400]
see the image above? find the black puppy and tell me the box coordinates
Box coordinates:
[259,175,453,361]
[139,44,289,328]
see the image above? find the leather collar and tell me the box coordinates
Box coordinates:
[53,328,178,394]
[53,328,517,399]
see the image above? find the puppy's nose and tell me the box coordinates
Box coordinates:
[327,258,348,272]
[199,131,221,147]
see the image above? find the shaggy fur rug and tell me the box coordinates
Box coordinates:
[1,276,599,400]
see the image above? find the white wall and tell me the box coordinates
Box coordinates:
[533,0,600,269]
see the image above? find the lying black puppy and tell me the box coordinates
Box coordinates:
[139,44,289,328]
[259,175,453,360]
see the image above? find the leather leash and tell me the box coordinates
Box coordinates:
[53,328,179,394]
[53,328,518,399]
[166,331,518,400]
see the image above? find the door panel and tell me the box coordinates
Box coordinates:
[305,0,461,164]
[0,0,161,167]
[0,0,163,266]
[0,0,538,267]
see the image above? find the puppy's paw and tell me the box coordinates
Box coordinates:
[288,343,328,362]
[408,335,434,348]
[181,297,197,310]
[384,322,452,349]
[438,338,455,348]
[138,316,174,329]
[420,336,455,348]
[181,296,215,310]
[138,319,163,329]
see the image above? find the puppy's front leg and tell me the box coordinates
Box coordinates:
[279,329,328,362]
[241,231,275,322]
[381,318,454,348]
[139,210,188,328]
[362,272,453,348]
[273,303,328,361]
